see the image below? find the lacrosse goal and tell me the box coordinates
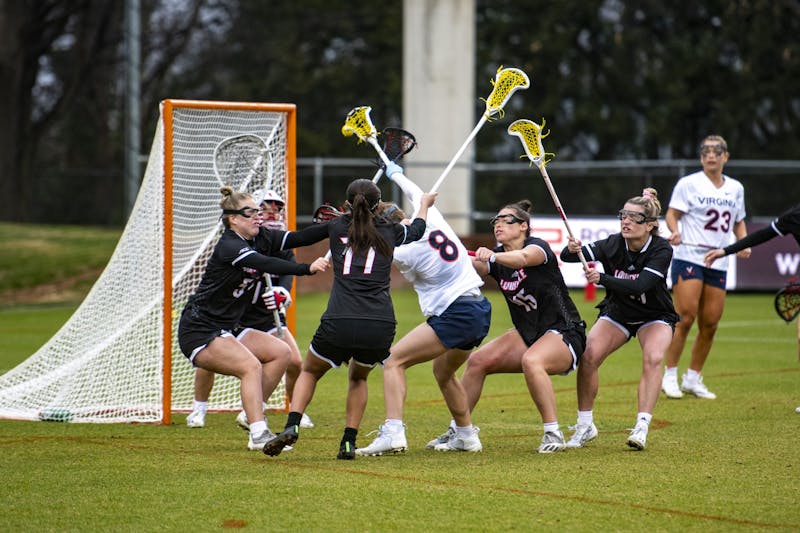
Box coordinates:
[0,100,296,424]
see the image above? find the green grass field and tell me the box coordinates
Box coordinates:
[1,223,799,531]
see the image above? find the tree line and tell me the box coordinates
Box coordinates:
[1,0,798,225]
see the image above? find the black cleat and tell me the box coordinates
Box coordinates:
[337,441,356,460]
[263,425,299,456]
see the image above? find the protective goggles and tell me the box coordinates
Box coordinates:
[617,210,655,224]
[223,206,262,218]
[699,144,727,157]
[490,214,526,227]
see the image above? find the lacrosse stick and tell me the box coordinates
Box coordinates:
[214,134,284,336]
[313,202,347,260]
[508,118,589,270]
[259,276,284,339]
[679,242,716,250]
[775,277,800,323]
[428,66,530,195]
[313,203,345,223]
[371,127,418,182]
[342,106,393,171]
[213,133,275,193]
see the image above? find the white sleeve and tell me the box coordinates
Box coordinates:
[668,177,690,213]
[735,184,747,222]
[388,172,423,209]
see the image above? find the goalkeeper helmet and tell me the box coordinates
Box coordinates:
[260,190,285,222]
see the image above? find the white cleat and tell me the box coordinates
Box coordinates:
[186,410,205,428]
[662,373,683,399]
[425,427,455,449]
[627,423,648,450]
[236,410,250,431]
[300,412,315,429]
[355,425,408,456]
[434,427,482,452]
[248,429,276,451]
[565,422,598,449]
[681,374,717,399]
[537,430,566,453]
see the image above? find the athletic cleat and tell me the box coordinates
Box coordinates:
[247,429,275,451]
[627,423,648,450]
[236,410,249,431]
[300,413,315,429]
[434,427,482,452]
[537,430,566,453]
[355,425,408,456]
[262,425,299,456]
[425,427,455,449]
[661,373,683,399]
[337,441,356,460]
[680,374,717,399]
[565,422,598,449]
[186,410,205,428]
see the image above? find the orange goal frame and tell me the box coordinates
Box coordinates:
[160,99,297,425]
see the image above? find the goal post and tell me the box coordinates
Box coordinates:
[0,100,297,425]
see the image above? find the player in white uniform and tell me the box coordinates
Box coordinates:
[662,135,751,399]
[356,164,492,456]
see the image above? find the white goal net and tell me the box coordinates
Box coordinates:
[0,100,295,423]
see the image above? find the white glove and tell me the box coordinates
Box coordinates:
[274,286,292,310]
[261,289,278,311]
[384,161,404,178]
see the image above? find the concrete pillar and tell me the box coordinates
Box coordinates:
[403,0,475,234]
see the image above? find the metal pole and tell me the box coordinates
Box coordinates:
[124,0,141,218]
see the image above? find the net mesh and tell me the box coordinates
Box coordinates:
[775,279,800,322]
[0,101,292,423]
[483,67,530,118]
[507,118,555,167]
[341,106,377,142]
[376,128,417,169]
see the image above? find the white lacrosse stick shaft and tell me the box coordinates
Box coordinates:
[428,115,487,195]
[262,275,284,339]
[427,67,530,197]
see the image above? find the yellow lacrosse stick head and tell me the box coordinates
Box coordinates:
[481,66,531,120]
[341,106,377,143]
[507,118,555,168]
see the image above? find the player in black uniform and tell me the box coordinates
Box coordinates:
[263,178,438,459]
[704,203,800,413]
[561,188,678,450]
[187,191,315,432]
[178,186,328,451]
[464,200,586,454]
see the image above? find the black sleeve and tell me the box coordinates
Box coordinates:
[238,252,312,276]
[560,246,590,263]
[722,225,779,256]
[598,270,662,295]
[276,249,295,289]
[402,218,427,243]
[282,223,330,249]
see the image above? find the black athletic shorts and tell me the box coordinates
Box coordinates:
[235,312,287,336]
[309,318,395,368]
[530,320,587,376]
[178,305,234,364]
